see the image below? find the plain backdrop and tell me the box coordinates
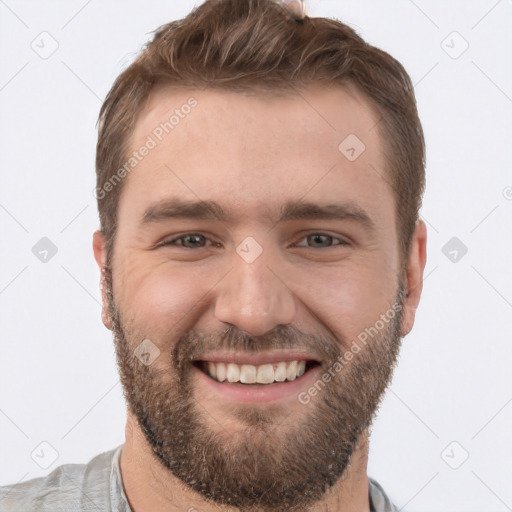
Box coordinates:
[1,1,511,511]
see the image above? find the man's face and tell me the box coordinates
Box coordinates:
[97,84,419,511]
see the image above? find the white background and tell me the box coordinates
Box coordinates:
[0,1,511,511]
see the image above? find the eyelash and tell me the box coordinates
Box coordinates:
[158,233,350,249]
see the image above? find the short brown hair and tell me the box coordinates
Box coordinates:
[96,0,425,263]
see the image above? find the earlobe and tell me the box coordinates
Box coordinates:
[92,230,113,331]
[400,220,427,337]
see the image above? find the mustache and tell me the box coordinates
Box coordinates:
[173,324,342,369]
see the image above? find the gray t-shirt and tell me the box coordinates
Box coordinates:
[0,445,398,511]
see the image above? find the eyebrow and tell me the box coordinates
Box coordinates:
[141,199,229,224]
[140,198,376,232]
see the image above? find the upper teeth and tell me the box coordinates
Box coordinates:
[206,360,307,384]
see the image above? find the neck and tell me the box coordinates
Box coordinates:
[120,412,371,512]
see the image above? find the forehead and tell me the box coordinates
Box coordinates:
[132,83,382,162]
[119,83,394,234]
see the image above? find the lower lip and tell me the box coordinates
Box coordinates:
[193,364,322,403]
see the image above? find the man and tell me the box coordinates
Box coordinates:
[0,0,427,510]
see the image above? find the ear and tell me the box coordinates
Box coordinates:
[400,220,427,337]
[93,230,113,330]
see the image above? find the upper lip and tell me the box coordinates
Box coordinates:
[193,350,320,366]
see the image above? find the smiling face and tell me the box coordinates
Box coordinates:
[94,83,426,511]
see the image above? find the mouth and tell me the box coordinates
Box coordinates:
[192,353,322,403]
[194,359,321,385]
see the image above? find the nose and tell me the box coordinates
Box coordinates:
[214,256,297,337]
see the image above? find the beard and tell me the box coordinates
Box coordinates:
[104,266,405,512]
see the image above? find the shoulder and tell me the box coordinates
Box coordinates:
[0,445,121,511]
[369,476,399,512]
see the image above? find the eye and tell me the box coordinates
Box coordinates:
[157,233,348,251]
[295,234,348,248]
[159,233,219,249]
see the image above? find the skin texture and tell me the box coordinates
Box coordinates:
[93,84,427,512]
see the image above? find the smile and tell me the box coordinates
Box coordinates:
[192,353,323,403]
[195,359,322,384]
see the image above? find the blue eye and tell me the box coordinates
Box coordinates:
[296,234,347,248]
[158,233,348,250]
[161,234,209,249]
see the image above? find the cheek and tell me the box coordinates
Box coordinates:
[290,259,398,341]
[114,260,217,340]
